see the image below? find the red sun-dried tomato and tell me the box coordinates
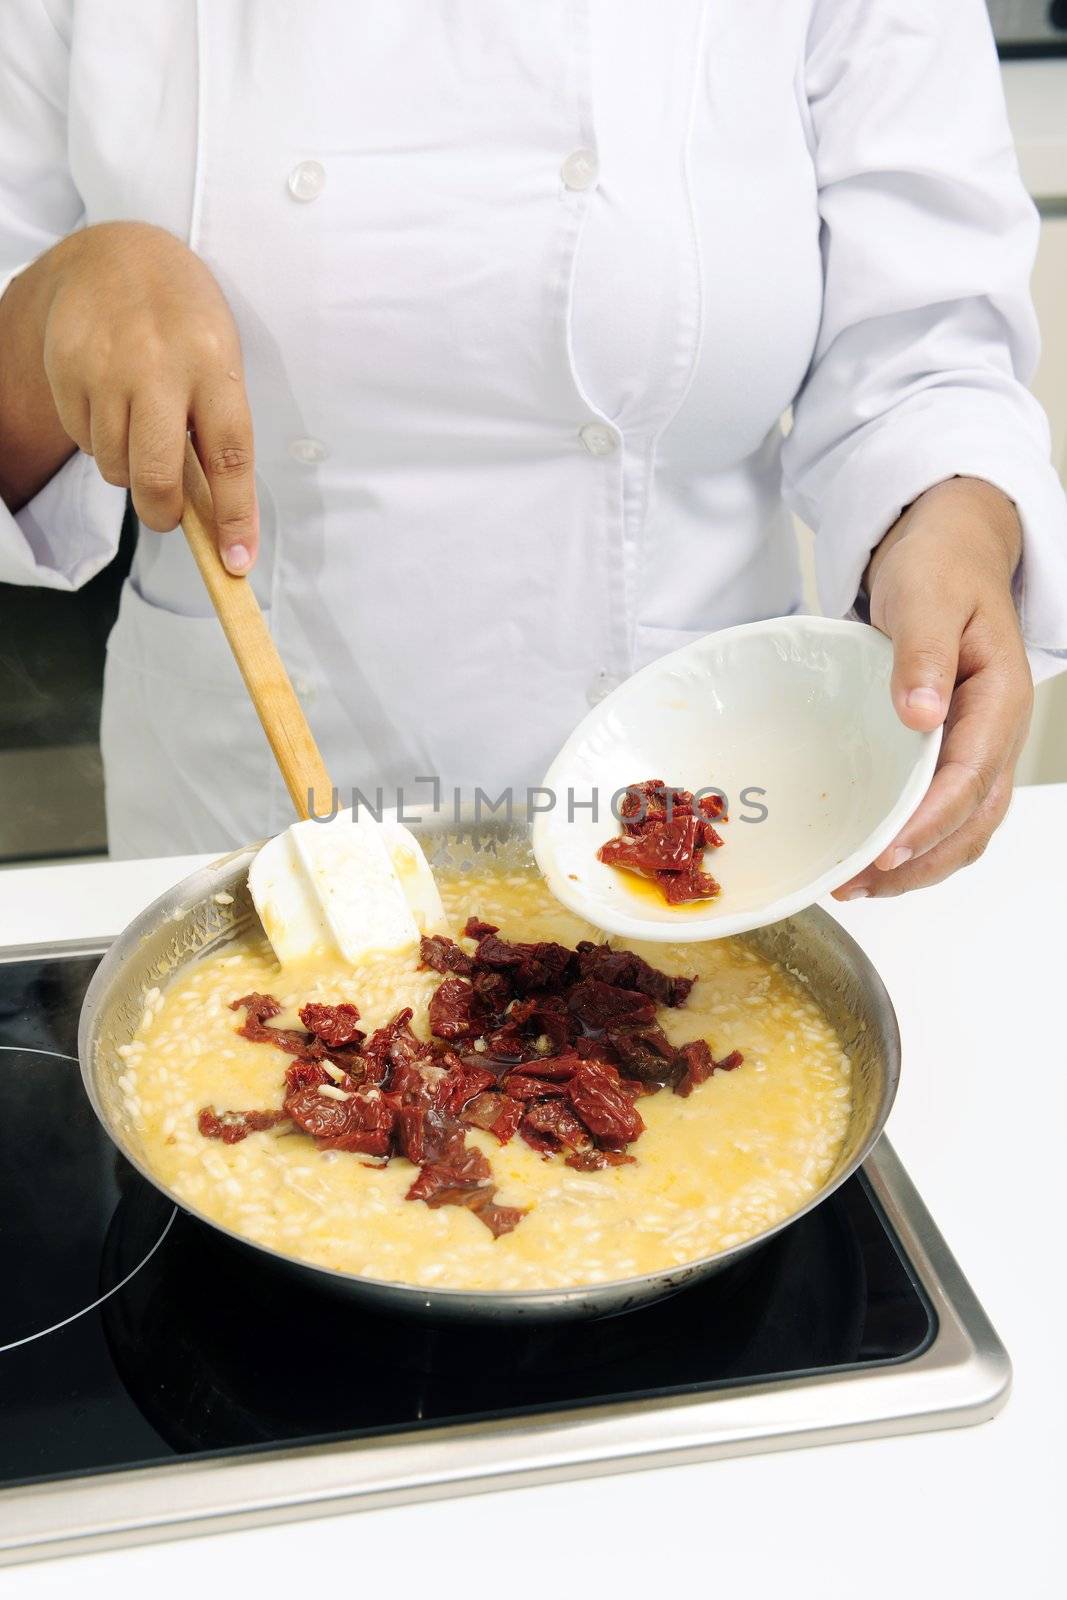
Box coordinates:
[428,975,478,1040]
[564,1148,636,1171]
[513,1052,583,1081]
[299,1002,365,1049]
[433,1062,497,1118]
[566,1059,645,1150]
[658,866,721,904]
[419,933,474,977]
[460,1092,524,1145]
[673,1042,744,1098]
[360,1008,418,1085]
[472,935,575,995]
[476,1021,531,1062]
[567,978,658,1032]
[230,993,317,1055]
[573,943,695,1008]
[197,1105,289,1144]
[598,814,700,876]
[475,1199,527,1238]
[606,1023,679,1088]
[283,1084,396,1156]
[520,1099,588,1153]
[284,1058,331,1096]
[619,780,691,830]
[502,1070,570,1101]
[507,993,576,1050]
[599,779,726,907]
[211,915,746,1240]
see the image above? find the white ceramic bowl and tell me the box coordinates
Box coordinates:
[533,616,941,942]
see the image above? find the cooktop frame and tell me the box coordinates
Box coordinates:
[0,938,1010,1567]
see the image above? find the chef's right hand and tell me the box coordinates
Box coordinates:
[42,222,258,573]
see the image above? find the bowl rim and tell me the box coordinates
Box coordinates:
[532,615,942,943]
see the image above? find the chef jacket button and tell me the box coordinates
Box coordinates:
[289,436,328,465]
[586,669,622,707]
[288,160,326,202]
[561,148,599,192]
[579,421,618,458]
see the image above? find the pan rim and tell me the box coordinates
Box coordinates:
[77,834,900,1318]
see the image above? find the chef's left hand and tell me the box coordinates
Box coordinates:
[833,476,1032,901]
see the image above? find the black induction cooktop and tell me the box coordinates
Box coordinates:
[0,948,940,1497]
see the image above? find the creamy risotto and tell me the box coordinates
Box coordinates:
[117,870,852,1291]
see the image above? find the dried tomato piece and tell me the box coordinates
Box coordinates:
[284,1058,331,1096]
[600,779,725,907]
[673,1041,744,1098]
[231,992,281,1022]
[433,1062,497,1117]
[386,1055,431,1104]
[361,1008,418,1085]
[507,994,576,1050]
[618,780,692,830]
[573,943,695,1009]
[620,1077,657,1099]
[567,978,657,1032]
[472,935,575,995]
[419,934,474,977]
[283,1084,395,1156]
[470,969,513,1029]
[475,1199,527,1238]
[658,866,720,904]
[518,1121,557,1154]
[513,1052,584,1081]
[564,1148,636,1171]
[502,1071,570,1100]
[479,1020,534,1062]
[230,993,315,1055]
[428,976,478,1040]
[197,1106,288,1144]
[393,1102,435,1165]
[566,1059,644,1149]
[573,1036,620,1066]
[697,792,727,821]
[406,1140,491,1206]
[463,916,499,940]
[299,1002,365,1049]
[519,941,576,992]
[521,1100,588,1153]
[460,1092,524,1145]
[597,814,700,876]
[607,1024,680,1088]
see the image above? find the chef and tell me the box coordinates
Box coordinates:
[1,0,1065,900]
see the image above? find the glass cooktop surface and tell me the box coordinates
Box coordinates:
[0,951,935,1492]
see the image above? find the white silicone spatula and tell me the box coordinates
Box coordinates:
[180,440,448,966]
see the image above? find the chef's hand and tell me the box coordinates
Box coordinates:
[0,221,258,573]
[833,477,1031,901]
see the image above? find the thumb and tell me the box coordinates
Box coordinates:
[876,565,963,733]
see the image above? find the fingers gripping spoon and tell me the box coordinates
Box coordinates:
[180,440,447,965]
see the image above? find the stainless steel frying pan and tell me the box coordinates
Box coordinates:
[79,815,900,1323]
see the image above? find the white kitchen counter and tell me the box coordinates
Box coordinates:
[1,783,1064,1598]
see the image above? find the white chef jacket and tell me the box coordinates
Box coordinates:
[1,0,1066,859]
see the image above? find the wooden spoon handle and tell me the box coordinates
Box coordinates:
[180,439,334,822]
